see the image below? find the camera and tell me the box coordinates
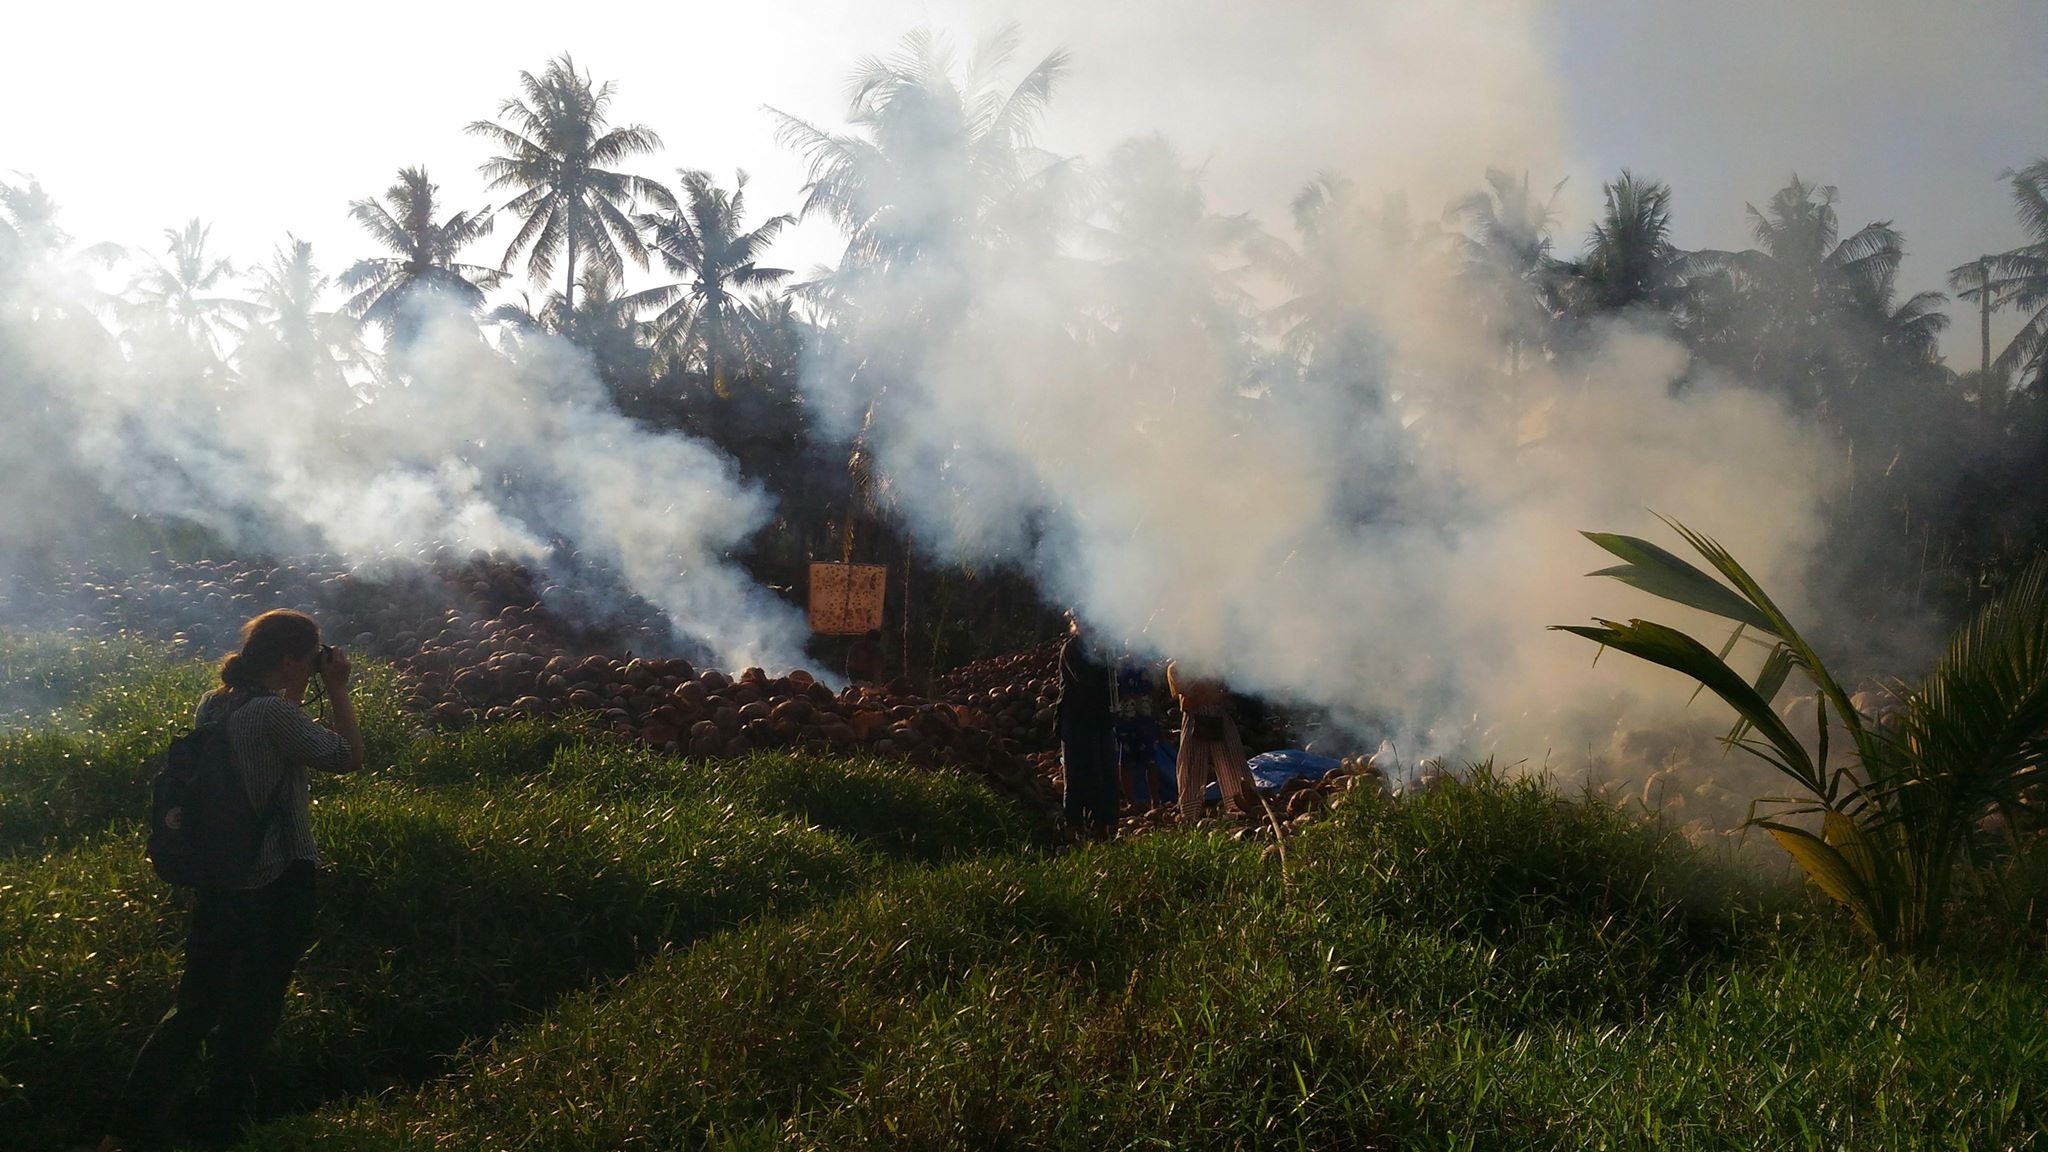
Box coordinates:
[314,644,337,671]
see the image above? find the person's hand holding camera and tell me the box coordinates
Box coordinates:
[317,645,352,690]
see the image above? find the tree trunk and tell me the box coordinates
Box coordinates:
[710,314,724,398]
[709,293,728,399]
[565,204,580,310]
[1980,256,1993,381]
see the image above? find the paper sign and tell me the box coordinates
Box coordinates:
[808,562,888,635]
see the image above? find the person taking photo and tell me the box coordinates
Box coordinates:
[101,608,364,1150]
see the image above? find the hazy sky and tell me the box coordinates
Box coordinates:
[8,0,2040,362]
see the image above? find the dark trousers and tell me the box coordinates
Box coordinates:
[1061,716,1119,831]
[1116,718,1177,806]
[114,861,316,1141]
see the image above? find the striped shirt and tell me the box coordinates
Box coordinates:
[196,689,351,889]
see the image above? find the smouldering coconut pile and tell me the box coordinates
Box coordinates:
[7,555,1408,830]
[4,555,1070,814]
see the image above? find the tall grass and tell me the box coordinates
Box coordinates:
[0,631,187,727]
[0,646,1033,1147]
[4,636,2042,1149]
[248,777,2046,1151]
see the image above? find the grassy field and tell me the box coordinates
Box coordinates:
[2,634,2043,1150]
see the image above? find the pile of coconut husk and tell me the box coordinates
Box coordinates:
[435,651,1061,815]
[9,553,1064,811]
[926,641,1063,752]
[14,555,1362,824]
[3,553,666,674]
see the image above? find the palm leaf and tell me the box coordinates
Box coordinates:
[1581,531,1778,633]
[1892,555,2048,814]
[1761,821,1883,941]
[1728,642,1798,746]
[1552,617,1820,793]
[1657,518,1876,764]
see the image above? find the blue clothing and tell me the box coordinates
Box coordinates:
[1113,660,1177,804]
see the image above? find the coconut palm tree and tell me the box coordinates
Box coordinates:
[238,237,373,396]
[1558,522,2048,951]
[1565,170,1688,316]
[245,237,333,350]
[1846,271,1950,370]
[738,291,813,382]
[1689,176,1920,411]
[487,273,667,408]
[769,22,1077,540]
[339,167,501,341]
[671,290,817,485]
[1451,168,1567,374]
[1253,173,1433,373]
[1710,177,1905,316]
[1828,251,1952,515]
[1092,135,1257,326]
[637,169,794,396]
[1082,134,1269,413]
[772,27,1072,287]
[0,177,118,321]
[121,219,254,354]
[469,54,670,307]
[1951,159,2048,392]
[0,178,64,290]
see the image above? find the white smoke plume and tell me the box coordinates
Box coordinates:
[2,1,1914,794]
[789,12,1837,776]
[1,277,808,669]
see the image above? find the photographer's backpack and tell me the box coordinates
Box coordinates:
[148,697,283,889]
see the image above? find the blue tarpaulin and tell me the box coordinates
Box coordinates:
[1204,749,1342,802]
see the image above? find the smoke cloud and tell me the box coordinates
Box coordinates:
[12,0,2003,800]
[790,11,1838,775]
[0,275,808,669]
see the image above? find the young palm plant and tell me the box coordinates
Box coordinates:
[1555,519,2048,950]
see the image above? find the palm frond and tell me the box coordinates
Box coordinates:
[1580,530,1779,633]
[1993,302,2048,380]
[1551,617,1821,793]
[1830,221,1905,285]
[1897,554,2048,811]
[989,48,1070,148]
[500,196,557,278]
[2003,158,2048,242]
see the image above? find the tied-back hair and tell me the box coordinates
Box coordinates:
[217,609,322,694]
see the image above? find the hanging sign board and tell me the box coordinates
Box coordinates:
[808,562,888,635]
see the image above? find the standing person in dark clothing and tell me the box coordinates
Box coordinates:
[1113,654,1175,809]
[101,609,364,1152]
[1054,613,1119,838]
